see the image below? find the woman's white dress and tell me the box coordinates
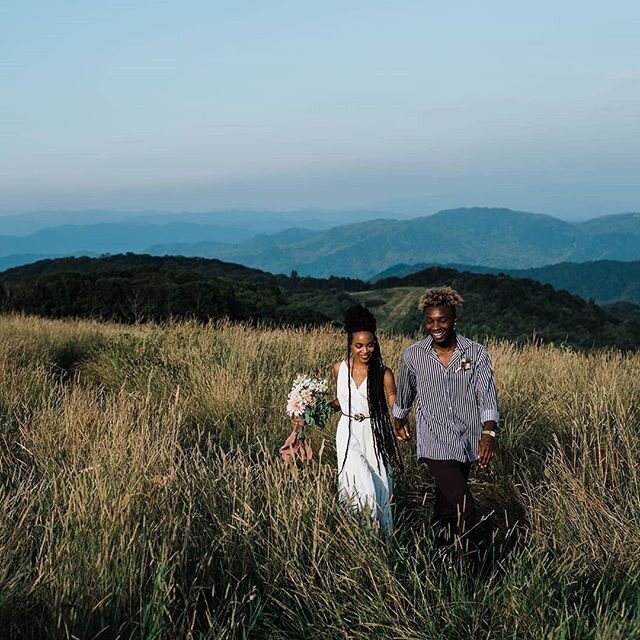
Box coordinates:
[336,361,393,531]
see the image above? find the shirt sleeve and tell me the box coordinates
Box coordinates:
[392,350,417,419]
[475,348,500,424]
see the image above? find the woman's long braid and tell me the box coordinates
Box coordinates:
[366,339,403,473]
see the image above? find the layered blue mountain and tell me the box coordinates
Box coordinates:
[0,209,389,236]
[147,208,640,278]
[0,210,394,269]
[0,222,252,256]
[2,208,640,283]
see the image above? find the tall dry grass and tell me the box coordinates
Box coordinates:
[0,313,638,638]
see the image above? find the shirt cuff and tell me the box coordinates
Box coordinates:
[480,409,500,424]
[392,405,411,420]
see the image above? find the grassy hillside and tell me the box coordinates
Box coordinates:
[0,315,637,638]
[352,287,426,328]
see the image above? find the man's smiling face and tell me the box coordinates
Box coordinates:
[424,305,456,345]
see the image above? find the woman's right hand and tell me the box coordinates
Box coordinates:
[394,418,411,442]
[292,417,306,430]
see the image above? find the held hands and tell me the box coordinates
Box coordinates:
[393,417,411,442]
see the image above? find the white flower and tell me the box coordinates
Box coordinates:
[285,374,329,418]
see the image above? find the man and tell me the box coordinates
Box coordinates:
[393,286,499,541]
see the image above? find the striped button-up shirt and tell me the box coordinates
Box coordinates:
[392,332,500,463]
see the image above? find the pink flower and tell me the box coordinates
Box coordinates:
[287,395,306,416]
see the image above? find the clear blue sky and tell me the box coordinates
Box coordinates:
[1,1,639,219]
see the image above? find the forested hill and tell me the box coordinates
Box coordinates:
[371,259,640,305]
[0,254,363,327]
[0,253,365,290]
[0,254,637,349]
[362,266,640,348]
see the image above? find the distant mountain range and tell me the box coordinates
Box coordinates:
[0,209,395,236]
[0,222,254,256]
[0,209,404,270]
[147,207,640,278]
[1,208,640,300]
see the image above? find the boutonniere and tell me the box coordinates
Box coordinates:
[458,356,473,372]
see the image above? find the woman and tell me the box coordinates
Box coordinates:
[332,305,402,531]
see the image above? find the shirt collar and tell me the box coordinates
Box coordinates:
[421,330,471,354]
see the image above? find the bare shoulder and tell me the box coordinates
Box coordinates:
[332,361,342,377]
[383,366,396,383]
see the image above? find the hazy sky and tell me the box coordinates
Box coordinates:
[1,1,639,219]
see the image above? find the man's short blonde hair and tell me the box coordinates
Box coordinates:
[418,286,464,313]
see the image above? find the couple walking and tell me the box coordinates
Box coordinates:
[334,286,499,539]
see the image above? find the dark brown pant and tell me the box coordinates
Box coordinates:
[420,458,476,538]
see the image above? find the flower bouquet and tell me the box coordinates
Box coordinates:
[279,374,332,463]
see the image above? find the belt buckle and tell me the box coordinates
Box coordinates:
[353,413,366,422]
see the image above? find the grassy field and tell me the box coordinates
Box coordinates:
[0,314,638,639]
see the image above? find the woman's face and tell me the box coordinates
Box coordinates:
[350,331,376,365]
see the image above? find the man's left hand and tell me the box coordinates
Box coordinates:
[477,433,496,469]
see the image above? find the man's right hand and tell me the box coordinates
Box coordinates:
[393,417,411,442]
